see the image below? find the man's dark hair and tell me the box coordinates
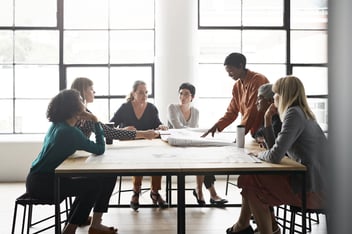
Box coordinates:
[178,82,196,97]
[224,52,246,69]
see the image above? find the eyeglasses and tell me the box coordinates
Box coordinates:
[135,91,148,95]
[179,91,191,97]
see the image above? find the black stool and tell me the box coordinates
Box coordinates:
[276,205,326,234]
[11,192,71,234]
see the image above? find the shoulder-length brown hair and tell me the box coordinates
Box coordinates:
[70,77,93,103]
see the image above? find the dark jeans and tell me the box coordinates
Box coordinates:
[26,173,116,225]
[203,174,216,189]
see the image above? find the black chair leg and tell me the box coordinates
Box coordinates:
[11,202,18,234]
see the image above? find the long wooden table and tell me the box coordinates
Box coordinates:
[54,138,307,234]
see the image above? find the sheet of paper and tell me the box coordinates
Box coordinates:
[160,128,236,146]
[69,150,92,158]
[86,145,261,164]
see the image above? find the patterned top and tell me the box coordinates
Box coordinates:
[76,119,136,140]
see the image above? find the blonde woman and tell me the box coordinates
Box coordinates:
[226,76,327,234]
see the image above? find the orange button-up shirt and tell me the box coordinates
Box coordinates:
[216,69,269,136]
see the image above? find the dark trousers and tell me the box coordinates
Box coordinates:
[26,173,116,225]
[203,174,216,189]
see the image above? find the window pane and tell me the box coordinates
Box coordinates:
[88,99,110,124]
[199,0,241,27]
[196,98,241,131]
[292,66,328,95]
[0,31,13,63]
[0,65,13,98]
[308,98,328,132]
[64,0,109,29]
[110,0,154,29]
[15,0,57,26]
[110,30,154,63]
[243,30,286,63]
[243,0,283,26]
[64,31,108,64]
[67,67,109,96]
[110,98,126,120]
[0,100,13,133]
[0,0,13,26]
[197,64,233,98]
[199,30,241,63]
[15,99,50,133]
[15,65,59,98]
[291,30,327,63]
[291,0,328,29]
[15,30,59,64]
[110,67,153,96]
[249,64,286,83]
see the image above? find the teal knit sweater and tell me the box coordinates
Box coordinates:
[29,122,105,175]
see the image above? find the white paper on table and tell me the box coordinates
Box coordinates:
[160,128,235,146]
[69,150,92,158]
[86,145,261,164]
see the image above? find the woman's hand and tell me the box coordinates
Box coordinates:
[264,103,278,127]
[136,130,159,139]
[248,150,261,157]
[157,124,168,131]
[124,126,136,131]
[255,136,266,148]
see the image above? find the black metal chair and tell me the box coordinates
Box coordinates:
[11,192,71,234]
[225,174,238,195]
[275,205,326,234]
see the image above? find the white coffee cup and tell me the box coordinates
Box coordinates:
[236,125,245,148]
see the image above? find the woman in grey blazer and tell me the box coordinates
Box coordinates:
[226,76,327,234]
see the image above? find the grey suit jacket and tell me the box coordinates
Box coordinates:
[259,106,327,194]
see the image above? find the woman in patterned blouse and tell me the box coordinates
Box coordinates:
[71,77,158,141]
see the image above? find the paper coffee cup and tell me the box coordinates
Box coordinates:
[236,125,245,148]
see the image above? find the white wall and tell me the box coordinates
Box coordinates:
[0,135,44,182]
[154,0,199,124]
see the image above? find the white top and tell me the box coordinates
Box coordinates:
[167,104,199,129]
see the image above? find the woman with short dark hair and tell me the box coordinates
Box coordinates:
[167,82,228,207]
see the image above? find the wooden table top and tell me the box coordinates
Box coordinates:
[56,138,306,175]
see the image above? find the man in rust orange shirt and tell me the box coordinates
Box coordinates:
[202,52,269,138]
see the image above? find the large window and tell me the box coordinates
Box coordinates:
[197,0,328,131]
[0,0,155,134]
[0,0,328,134]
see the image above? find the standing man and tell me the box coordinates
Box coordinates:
[202,52,269,138]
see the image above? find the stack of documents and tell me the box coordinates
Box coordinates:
[159,128,236,147]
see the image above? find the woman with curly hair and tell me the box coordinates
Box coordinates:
[26,89,118,234]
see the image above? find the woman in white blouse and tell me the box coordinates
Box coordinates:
[167,82,228,206]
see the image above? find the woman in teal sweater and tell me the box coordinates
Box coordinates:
[26,89,117,234]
